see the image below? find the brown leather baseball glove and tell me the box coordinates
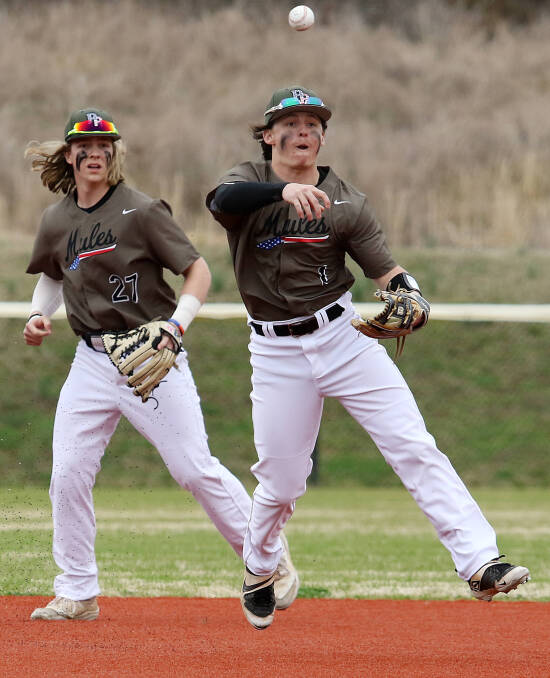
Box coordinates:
[351,288,430,358]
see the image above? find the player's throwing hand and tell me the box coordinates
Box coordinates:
[282,183,330,220]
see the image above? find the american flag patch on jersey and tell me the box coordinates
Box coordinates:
[257,235,329,250]
[68,244,117,270]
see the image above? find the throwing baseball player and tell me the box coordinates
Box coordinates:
[206,86,530,629]
[23,107,298,621]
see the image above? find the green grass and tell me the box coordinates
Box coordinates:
[3,314,550,488]
[1,486,546,600]
[4,235,550,487]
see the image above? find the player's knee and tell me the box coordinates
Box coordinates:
[50,455,99,489]
[259,478,307,505]
[169,464,209,492]
[252,455,311,504]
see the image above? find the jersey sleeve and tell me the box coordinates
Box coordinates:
[211,181,287,214]
[342,200,396,279]
[206,162,263,231]
[26,208,64,280]
[140,199,200,275]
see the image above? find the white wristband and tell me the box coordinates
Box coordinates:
[31,273,64,318]
[171,294,202,333]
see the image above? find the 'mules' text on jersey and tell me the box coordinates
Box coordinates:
[65,223,118,264]
[258,210,329,237]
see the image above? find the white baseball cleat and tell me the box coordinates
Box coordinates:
[469,556,530,602]
[30,596,99,620]
[274,532,300,610]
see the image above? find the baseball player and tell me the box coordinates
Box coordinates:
[206,86,530,629]
[23,107,298,621]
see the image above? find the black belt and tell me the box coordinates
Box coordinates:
[250,303,344,337]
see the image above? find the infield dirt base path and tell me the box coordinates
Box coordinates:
[2,597,548,677]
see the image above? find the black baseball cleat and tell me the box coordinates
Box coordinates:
[241,568,276,630]
[469,556,530,601]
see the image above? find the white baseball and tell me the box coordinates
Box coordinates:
[288,5,315,31]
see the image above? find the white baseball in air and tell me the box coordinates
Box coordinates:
[288,5,315,31]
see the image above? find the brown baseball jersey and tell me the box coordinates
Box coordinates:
[27,182,199,335]
[207,161,396,321]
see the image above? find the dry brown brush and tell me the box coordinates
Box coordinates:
[1,0,550,248]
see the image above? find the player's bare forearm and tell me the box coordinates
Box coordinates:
[157,257,210,350]
[373,266,407,291]
[181,256,211,304]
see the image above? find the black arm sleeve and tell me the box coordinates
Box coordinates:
[210,181,287,214]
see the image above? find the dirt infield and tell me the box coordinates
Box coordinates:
[2,597,549,677]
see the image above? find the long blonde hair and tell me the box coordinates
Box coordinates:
[24,139,126,194]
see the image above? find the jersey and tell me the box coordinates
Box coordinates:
[26,182,199,335]
[206,161,396,321]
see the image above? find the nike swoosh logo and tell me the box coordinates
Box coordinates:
[122,208,136,214]
[334,200,351,205]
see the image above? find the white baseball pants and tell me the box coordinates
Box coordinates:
[49,340,251,600]
[243,292,498,581]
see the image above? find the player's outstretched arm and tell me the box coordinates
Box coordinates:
[209,182,288,215]
[209,181,330,221]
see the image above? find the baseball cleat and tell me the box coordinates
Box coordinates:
[469,556,530,602]
[30,596,99,620]
[274,532,300,610]
[241,568,276,630]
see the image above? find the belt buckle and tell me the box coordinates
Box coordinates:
[287,317,317,337]
[287,323,300,337]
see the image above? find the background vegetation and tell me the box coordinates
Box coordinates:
[3,248,550,489]
[2,1,550,489]
[2,0,550,248]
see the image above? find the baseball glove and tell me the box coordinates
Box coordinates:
[102,320,182,402]
[351,288,430,358]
